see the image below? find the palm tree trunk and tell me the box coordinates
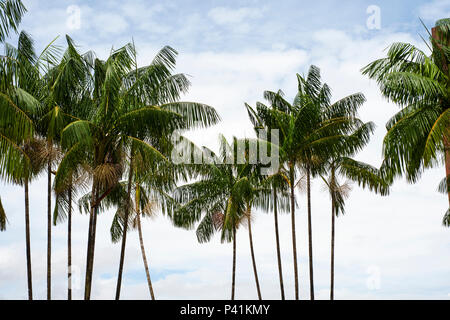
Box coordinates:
[84,182,97,300]
[330,194,335,300]
[231,225,236,300]
[136,212,155,299]
[115,159,134,300]
[443,135,450,207]
[247,210,261,300]
[289,165,299,300]
[67,186,72,300]
[273,188,285,300]
[306,165,314,300]
[47,160,51,300]
[24,177,33,300]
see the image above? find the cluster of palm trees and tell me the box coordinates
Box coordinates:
[0,0,449,300]
[167,67,390,300]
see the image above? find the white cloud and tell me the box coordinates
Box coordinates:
[418,0,450,22]
[208,7,265,25]
[91,13,129,35]
[1,0,449,300]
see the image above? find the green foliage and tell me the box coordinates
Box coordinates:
[170,136,271,243]
[362,35,449,184]
[0,0,26,42]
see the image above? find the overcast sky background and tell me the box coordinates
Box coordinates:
[1,0,450,300]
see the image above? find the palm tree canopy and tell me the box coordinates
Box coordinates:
[361,20,450,183]
[0,0,26,42]
[169,135,273,243]
[54,41,220,197]
[247,65,370,184]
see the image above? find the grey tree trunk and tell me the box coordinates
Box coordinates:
[84,182,97,300]
[231,225,236,300]
[115,161,134,300]
[68,186,72,300]
[47,160,52,300]
[306,165,314,300]
[136,212,155,299]
[247,211,262,300]
[24,178,33,300]
[273,189,285,300]
[289,165,299,300]
[330,193,335,300]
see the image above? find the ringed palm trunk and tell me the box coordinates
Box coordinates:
[330,191,335,300]
[84,182,97,300]
[135,185,155,299]
[306,165,314,300]
[289,164,299,300]
[67,185,72,300]
[85,178,113,299]
[24,177,33,300]
[273,188,285,300]
[136,211,155,299]
[47,158,52,300]
[231,224,236,300]
[247,207,262,300]
[115,158,134,300]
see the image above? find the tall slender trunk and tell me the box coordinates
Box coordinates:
[231,225,236,300]
[67,186,72,300]
[24,178,32,300]
[136,211,155,299]
[330,191,335,300]
[47,160,52,300]
[84,182,97,300]
[273,188,285,300]
[289,164,299,300]
[247,208,261,300]
[115,158,134,300]
[306,165,314,300]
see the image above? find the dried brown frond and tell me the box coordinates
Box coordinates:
[141,199,159,219]
[295,173,307,193]
[93,162,123,191]
[212,211,224,230]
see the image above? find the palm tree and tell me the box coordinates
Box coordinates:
[171,136,269,300]
[129,181,159,300]
[291,69,369,300]
[1,31,52,300]
[247,66,366,299]
[50,37,99,300]
[111,44,219,300]
[245,103,290,300]
[319,123,390,299]
[361,19,450,222]
[54,42,218,300]
[14,34,84,300]
[248,89,305,300]
[233,150,269,300]
[0,0,27,233]
[107,162,176,300]
[0,0,26,42]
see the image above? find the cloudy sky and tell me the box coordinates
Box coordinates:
[1,0,450,300]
